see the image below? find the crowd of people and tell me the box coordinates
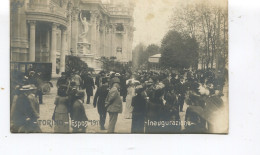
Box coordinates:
[130,68,226,133]
[10,67,227,133]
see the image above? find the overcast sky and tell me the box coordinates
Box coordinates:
[132,0,179,47]
[102,0,227,48]
[132,0,227,47]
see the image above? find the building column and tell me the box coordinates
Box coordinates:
[71,8,79,56]
[51,23,58,76]
[129,38,133,62]
[45,30,50,62]
[102,26,106,57]
[29,21,36,62]
[108,25,112,57]
[96,21,100,57]
[111,24,116,57]
[60,29,67,73]
[123,25,128,63]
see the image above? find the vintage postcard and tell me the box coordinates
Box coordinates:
[10,0,228,134]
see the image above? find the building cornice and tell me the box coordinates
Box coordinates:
[26,11,68,27]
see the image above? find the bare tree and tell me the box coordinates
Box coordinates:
[169,0,228,71]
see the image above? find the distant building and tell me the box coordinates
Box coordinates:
[148,54,161,71]
[10,0,135,76]
[148,54,161,63]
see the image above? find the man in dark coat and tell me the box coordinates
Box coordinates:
[120,73,127,102]
[95,74,101,88]
[164,87,181,132]
[162,74,172,93]
[93,78,109,130]
[176,77,187,112]
[82,72,95,104]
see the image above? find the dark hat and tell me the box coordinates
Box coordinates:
[135,85,145,94]
[168,85,175,91]
[58,85,68,97]
[112,78,120,85]
[99,71,105,75]
[102,78,108,84]
[70,81,76,87]
[154,88,165,98]
[171,73,176,77]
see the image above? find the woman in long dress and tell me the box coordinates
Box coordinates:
[53,85,70,133]
[70,91,88,133]
[124,82,135,119]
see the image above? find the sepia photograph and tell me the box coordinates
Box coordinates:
[10,0,228,134]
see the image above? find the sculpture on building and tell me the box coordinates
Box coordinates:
[79,12,90,42]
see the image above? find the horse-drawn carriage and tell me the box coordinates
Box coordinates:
[11,61,53,95]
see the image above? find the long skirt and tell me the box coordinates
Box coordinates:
[124,95,133,119]
[54,112,69,133]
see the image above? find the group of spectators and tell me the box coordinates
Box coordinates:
[128,68,226,133]
[54,70,128,133]
[56,68,226,133]
[10,66,227,133]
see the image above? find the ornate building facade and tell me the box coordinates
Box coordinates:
[10,0,135,76]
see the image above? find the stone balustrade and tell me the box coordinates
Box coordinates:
[104,6,132,16]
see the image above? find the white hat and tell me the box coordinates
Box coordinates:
[19,85,37,91]
[115,73,121,77]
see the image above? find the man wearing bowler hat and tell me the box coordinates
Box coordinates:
[82,72,95,104]
[105,78,122,133]
[176,76,187,112]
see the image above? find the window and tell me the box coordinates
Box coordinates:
[116,23,124,32]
